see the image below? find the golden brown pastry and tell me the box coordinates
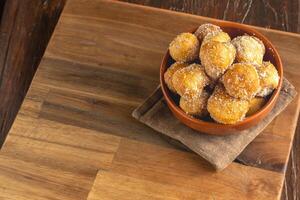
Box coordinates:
[172,63,210,97]
[202,31,231,45]
[194,23,222,42]
[207,85,250,124]
[231,35,265,64]
[169,33,199,62]
[200,41,236,80]
[247,97,266,116]
[164,62,189,92]
[179,91,209,117]
[255,61,280,97]
[222,63,260,100]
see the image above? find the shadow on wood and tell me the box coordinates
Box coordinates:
[0,0,5,24]
[0,0,66,147]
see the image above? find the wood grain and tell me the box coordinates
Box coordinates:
[0,124,121,200]
[117,1,300,199]
[282,120,300,200]
[0,83,121,199]
[0,0,66,147]
[87,139,283,200]
[38,78,171,147]
[0,0,5,23]
[119,0,300,33]
[0,0,299,199]
[45,0,300,173]
[0,85,285,200]
[237,97,300,172]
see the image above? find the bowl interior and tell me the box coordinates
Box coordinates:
[161,22,283,128]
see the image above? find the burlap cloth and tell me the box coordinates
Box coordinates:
[132,78,297,170]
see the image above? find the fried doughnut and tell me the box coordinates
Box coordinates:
[231,35,265,64]
[172,64,210,97]
[164,62,189,92]
[200,41,236,80]
[246,97,266,116]
[169,33,199,62]
[194,23,222,42]
[222,63,260,100]
[255,61,280,97]
[207,85,249,124]
[179,91,209,117]
[202,31,231,45]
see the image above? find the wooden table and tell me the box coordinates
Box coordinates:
[0,0,300,199]
[119,2,300,199]
[122,2,299,199]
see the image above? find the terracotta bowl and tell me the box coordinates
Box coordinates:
[160,21,283,135]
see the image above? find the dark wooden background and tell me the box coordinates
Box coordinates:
[0,0,299,199]
[121,0,300,33]
[0,0,66,147]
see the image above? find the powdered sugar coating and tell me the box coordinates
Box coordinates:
[169,33,200,62]
[247,97,266,116]
[172,64,210,97]
[255,61,280,97]
[180,90,209,117]
[202,31,231,45]
[200,41,236,80]
[194,23,222,42]
[167,24,277,124]
[231,35,265,64]
[222,63,260,100]
[164,62,189,93]
[207,85,249,124]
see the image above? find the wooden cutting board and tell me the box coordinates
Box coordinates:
[0,0,299,199]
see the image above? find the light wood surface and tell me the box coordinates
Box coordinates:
[0,0,300,199]
[43,0,300,172]
[87,139,282,200]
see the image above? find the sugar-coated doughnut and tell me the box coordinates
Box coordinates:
[180,91,209,117]
[169,33,199,62]
[231,35,265,64]
[172,63,210,97]
[200,41,236,80]
[246,97,266,116]
[222,63,260,100]
[207,85,249,124]
[202,31,231,45]
[164,62,189,92]
[255,61,280,97]
[194,23,222,42]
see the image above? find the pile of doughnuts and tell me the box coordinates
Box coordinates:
[164,23,280,124]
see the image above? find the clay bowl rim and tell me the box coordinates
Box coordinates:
[160,21,283,130]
